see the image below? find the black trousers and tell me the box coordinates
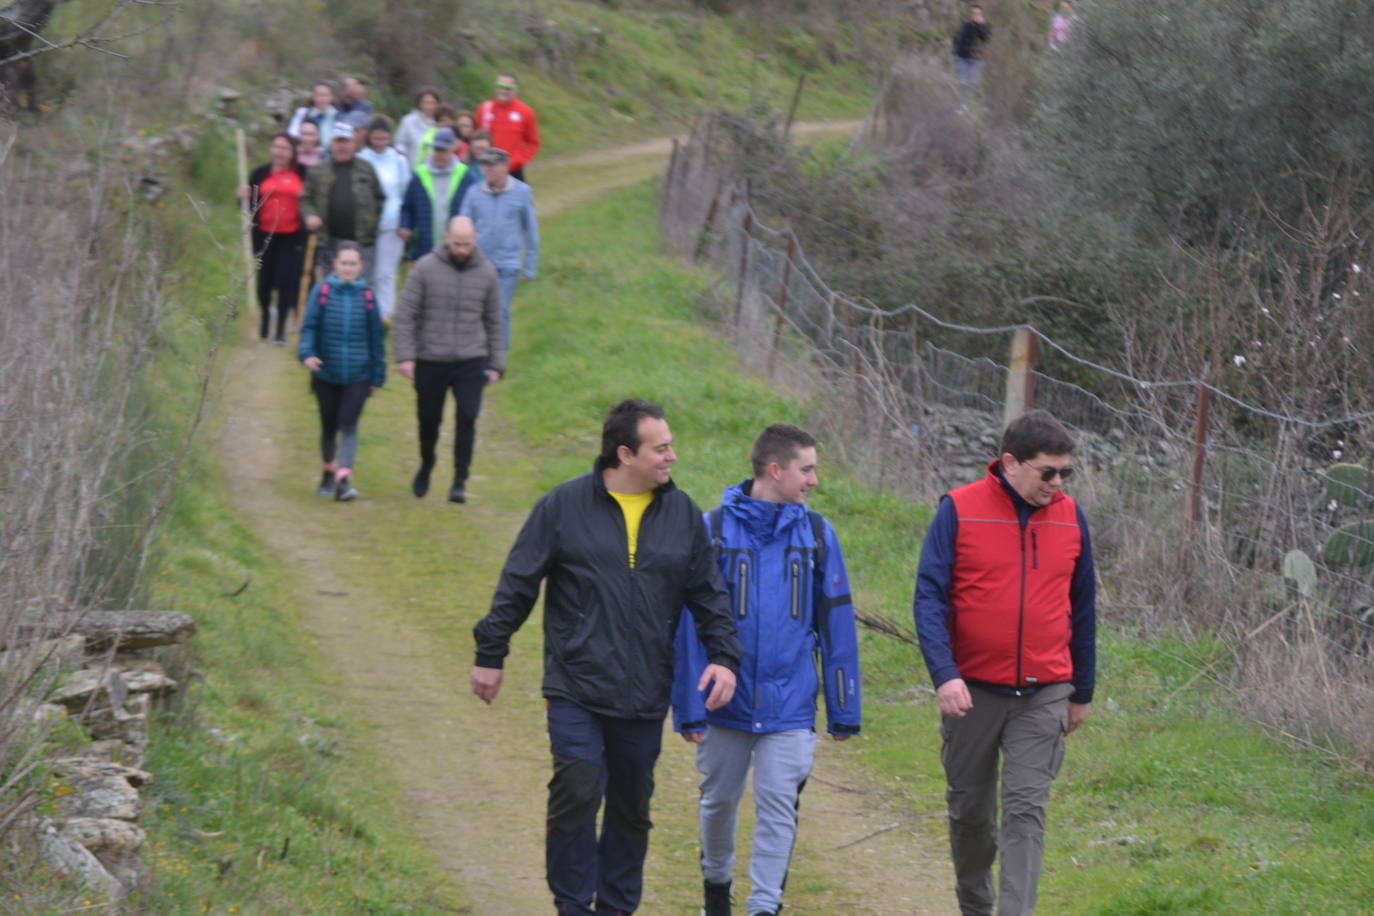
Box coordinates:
[312,377,371,469]
[253,229,305,339]
[414,358,487,485]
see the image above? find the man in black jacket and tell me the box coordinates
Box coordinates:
[953,4,992,106]
[472,398,742,916]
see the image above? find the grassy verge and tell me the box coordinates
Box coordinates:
[128,136,466,914]
[501,181,1374,915]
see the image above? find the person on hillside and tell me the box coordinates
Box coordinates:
[459,147,538,351]
[464,128,492,168]
[952,5,992,106]
[914,409,1096,916]
[1047,1,1076,52]
[295,119,324,168]
[238,132,307,344]
[395,86,443,167]
[287,82,338,143]
[414,103,459,170]
[339,108,371,153]
[298,242,386,502]
[301,121,386,281]
[357,115,410,320]
[393,216,502,504]
[476,72,540,182]
[471,397,743,916]
[337,75,374,119]
[398,127,476,264]
[672,423,861,916]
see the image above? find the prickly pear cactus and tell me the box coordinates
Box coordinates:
[1322,462,1372,507]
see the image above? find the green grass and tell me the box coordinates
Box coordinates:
[500,180,1374,915]
[121,135,467,914]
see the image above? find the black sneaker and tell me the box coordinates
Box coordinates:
[703,879,732,916]
[412,463,433,498]
[317,470,335,496]
[448,484,467,504]
[334,477,359,502]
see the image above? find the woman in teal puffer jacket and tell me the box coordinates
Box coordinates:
[298,243,387,501]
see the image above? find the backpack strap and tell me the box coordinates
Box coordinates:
[318,282,330,309]
[807,509,826,572]
[707,506,725,554]
[364,288,375,310]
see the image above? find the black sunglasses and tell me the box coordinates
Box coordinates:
[1025,463,1074,482]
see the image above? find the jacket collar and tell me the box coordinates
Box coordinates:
[434,244,488,272]
[985,458,1064,515]
[591,456,675,500]
[322,272,366,292]
[721,479,806,542]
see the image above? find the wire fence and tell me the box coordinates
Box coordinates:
[660,117,1374,764]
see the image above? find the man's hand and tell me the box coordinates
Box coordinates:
[305,214,323,232]
[484,369,500,386]
[1065,701,1090,735]
[698,664,736,711]
[680,730,705,745]
[397,228,412,242]
[936,678,974,718]
[470,666,503,704]
[397,360,416,381]
[303,356,323,372]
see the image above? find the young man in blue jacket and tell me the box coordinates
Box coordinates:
[672,423,861,916]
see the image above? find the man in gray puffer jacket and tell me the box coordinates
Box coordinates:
[393,216,505,503]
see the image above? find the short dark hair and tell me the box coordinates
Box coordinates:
[469,128,492,143]
[600,399,665,468]
[750,423,816,478]
[1000,410,1075,461]
[498,71,518,83]
[434,104,458,122]
[415,85,442,105]
[364,114,394,143]
[332,240,363,260]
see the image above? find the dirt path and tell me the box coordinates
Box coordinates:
[214,131,954,914]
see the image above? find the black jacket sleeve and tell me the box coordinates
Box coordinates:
[473,493,556,667]
[681,511,743,672]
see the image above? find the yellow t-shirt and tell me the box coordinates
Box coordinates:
[609,489,654,568]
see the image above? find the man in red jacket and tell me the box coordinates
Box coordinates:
[476,72,540,182]
[914,409,1097,916]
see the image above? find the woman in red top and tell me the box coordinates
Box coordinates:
[238,133,308,343]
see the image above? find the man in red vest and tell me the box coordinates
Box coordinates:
[914,409,1097,916]
[476,72,540,182]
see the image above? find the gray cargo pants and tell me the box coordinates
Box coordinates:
[940,682,1072,916]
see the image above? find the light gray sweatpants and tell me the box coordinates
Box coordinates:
[696,725,816,915]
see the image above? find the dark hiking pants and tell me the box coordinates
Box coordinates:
[253,229,305,339]
[312,378,370,471]
[546,698,663,915]
[413,357,487,486]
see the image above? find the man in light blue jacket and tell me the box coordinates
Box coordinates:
[672,423,862,916]
[458,146,538,351]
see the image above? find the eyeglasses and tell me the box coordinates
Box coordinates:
[1025,463,1074,482]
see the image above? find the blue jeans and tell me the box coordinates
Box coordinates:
[497,267,520,351]
[955,55,983,103]
[546,699,664,915]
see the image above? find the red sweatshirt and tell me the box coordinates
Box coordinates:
[476,97,541,171]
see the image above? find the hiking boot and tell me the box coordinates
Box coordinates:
[317,470,335,496]
[448,484,467,504]
[703,879,732,916]
[334,477,359,502]
[412,463,433,498]
[273,336,287,346]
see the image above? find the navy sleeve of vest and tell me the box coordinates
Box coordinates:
[1068,504,1097,704]
[914,496,961,688]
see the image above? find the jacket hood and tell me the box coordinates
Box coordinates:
[721,479,808,543]
[434,243,489,271]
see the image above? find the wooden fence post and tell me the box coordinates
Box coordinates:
[234,128,255,321]
[1002,326,1038,428]
[1188,381,1213,535]
[768,231,796,377]
[734,210,752,329]
[693,178,724,262]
